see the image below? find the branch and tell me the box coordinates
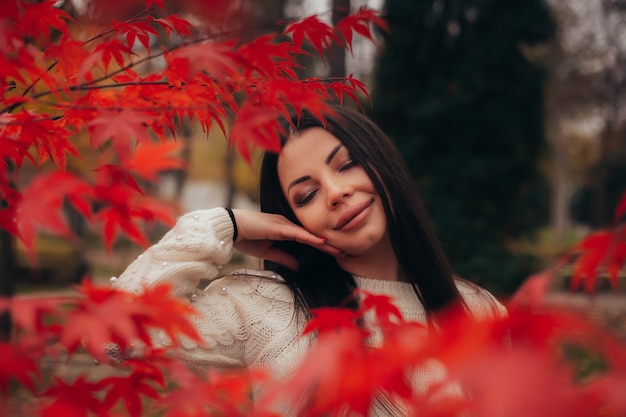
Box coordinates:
[67,81,170,91]
[35,101,219,113]
[30,76,359,113]
[0,115,61,125]
[21,19,300,105]
[0,8,153,115]
[1,9,350,114]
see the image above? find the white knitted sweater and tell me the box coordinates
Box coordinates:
[112,208,507,415]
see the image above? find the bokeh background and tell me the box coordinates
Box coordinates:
[12,0,626,306]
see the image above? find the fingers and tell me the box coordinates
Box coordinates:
[232,209,345,258]
[275,229,345,257]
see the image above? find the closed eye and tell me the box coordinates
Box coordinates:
[295,189,318,207]
[339,160,358,172]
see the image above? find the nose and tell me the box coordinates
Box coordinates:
[326,178,352,209]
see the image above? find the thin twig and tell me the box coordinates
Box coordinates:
[20,19,300,105]
[67,81,170,91]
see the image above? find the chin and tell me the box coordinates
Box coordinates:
[337,239,381,256]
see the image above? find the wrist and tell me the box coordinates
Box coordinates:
[225,207,239,242]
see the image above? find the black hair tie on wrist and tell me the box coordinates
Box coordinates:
[225,207,238,242]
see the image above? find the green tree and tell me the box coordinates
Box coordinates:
[371,0,555,294]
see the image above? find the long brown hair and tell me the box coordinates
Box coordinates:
[259,105,464,315]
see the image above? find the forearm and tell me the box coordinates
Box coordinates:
[112,208,235,297]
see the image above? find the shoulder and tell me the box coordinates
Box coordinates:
[455,279,508,320]
[202,268,294,304]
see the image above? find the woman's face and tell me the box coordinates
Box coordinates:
[277,127,389,256]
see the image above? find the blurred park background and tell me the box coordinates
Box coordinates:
[7,0,626,326]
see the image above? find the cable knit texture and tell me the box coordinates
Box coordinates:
[113,208,508,416]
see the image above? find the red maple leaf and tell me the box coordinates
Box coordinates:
[11,111,80,170]
[236,35,302,79]
[0,128,33,169]
[250,79,333,123]
[44,38,92,84]
[127,283,202,348]
[324,75,371,105]
[161,368,264,417]
[606,238,626,287]
[148,14,193,39]
[93,38,136,73]
[510,268,555,308]
[327,79,361,105]
[112,71,170,104]
[284,16,340,62]
[261,328,384,416]
[442,306,619,417]
[358,290,403,326]
[9,295,67,335]
[172,40,239,82]
[229,103,283,163]
[345,73,371,101]
[335,7,388,52]
[60,281,199,360]
[88,109,151,160]
[112,19,159,52]
[123,141,185,181]
[302,307,363,336]
[60,283,144,358]
[14,171,93,251]
[93,182,175,249]
[94,164,143,194]
[453,348,577,417]
[570,231,614,292]
[40,376,107,417]
[100,360,164,417]
[16,0,71,44]
[0,341,40,394]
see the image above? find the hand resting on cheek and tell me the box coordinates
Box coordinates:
[231,209,344,270]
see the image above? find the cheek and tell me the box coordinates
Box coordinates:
[293,207,327,234]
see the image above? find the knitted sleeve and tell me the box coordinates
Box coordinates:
[111,208,234,298]
[111,209,302,371]
[173,272,300,371]
[110,208,245,367]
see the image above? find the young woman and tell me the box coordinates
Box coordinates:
[112,105,507,415]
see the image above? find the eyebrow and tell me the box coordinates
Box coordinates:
[287,144,345,193]
[325,144,343,165]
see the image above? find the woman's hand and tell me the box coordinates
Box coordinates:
[231,209,343,270]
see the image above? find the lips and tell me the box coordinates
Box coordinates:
[333,198,375,231]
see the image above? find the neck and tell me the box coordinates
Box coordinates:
[336,236,400,281]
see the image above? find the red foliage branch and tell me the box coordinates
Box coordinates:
[0,281,204,416]
[3,284,624,417]
[514,192,626,302]
[0,0,386,252]
[256,292,626,417]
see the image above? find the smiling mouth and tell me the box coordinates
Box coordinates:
[333,198,375,231]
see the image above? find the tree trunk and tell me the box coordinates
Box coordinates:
[550,129,571,244]
[329,0,350,78]
[590,69,620,227]
[0,206,16,341]
[224,147,236,209]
